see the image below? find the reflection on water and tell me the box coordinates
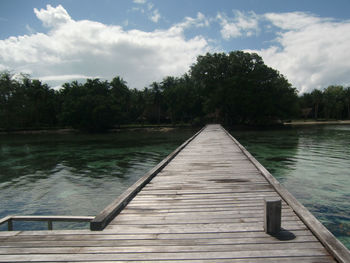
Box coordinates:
[230,125,350,249]
[0,129,196,230]
[1,125,349,249]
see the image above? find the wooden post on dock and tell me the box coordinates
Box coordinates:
[7,219,13,231]
[264,198,281,235]
[48,220,53,230]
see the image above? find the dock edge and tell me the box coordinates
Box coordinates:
[90,126,205,231]
[222,126,350,263]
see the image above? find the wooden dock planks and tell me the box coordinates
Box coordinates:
[0,124,348,262]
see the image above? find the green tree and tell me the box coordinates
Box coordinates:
[110,76,131,124]
[310,89,323,120]
[299,93,313,120]
[59,79,115,131]
[344,87,350,119]
[0,71,19,129]
[141,82,166,124]
[161,75,202,124]
[151,82,162,124]
[21,77,58,127]
[0,71,58,129]
[190,51,298,125]
[323,85,344,120]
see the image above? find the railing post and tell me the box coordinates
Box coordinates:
[48,220,53,230]
[8,219,13,231]
[264,198,281,235]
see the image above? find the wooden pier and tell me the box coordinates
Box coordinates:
[0,124,349,262]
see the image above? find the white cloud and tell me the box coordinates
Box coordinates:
[131,1,161,23]
[217,10,259,39]
[147,3,154,10]
[264,12,323,31]
[132,7,145,14]
[25,24,36,34]
[216,10,350,93]
[39,74,98,81]
[133,0,146,4]
[252,12,350,93]
[5,6,348,94]
[217,14,240,38]
[0,5,211,89]
[34,4,72,28]
[150,9,161,23]
[0,64,7,71]
[170,12,210,34]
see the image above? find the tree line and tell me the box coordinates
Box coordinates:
[299,85,350,120]
[1,50,346,132]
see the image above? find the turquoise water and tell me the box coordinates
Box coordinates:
[230,125,350,249]
[0,125,349,250]
[0,128,196,230]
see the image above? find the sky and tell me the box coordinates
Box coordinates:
[1,0,350,93]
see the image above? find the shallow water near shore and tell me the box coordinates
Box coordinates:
[0,125,349,250]
[0,128,197,230]
[230,124,350,249]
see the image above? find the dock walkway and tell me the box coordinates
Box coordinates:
[0,124,349,262]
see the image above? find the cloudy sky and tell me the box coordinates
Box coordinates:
[1,0,350,93]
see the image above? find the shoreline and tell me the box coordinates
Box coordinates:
[0,125,192,135]
[2,121,350,135]
[284,120,350,126]
[0,128,78,135]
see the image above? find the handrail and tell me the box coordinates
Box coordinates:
[0,215,94,231]
[1,127,204,232]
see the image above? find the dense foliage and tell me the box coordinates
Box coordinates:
[299,85,350,120]
[189,52,298,125]
[2,50,334,132]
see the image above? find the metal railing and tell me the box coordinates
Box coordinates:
[0,215,94,231]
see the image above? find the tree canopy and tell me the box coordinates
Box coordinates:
[3,50,346,132]
[300,85,350,120]
[189,51,298,124]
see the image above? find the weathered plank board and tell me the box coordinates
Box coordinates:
[90,126,205,231]
[1,229,315,243]
[58,256,340,263]
[0,249,334,262]
[0,124,348,262]
[0,242,325,254]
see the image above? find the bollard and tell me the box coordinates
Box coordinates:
[264,198,281,235]
[48,221,53,230]
[8,219,13,231]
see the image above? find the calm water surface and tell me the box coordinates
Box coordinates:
[0,128,196,230]
[1,125,349,250]
[230,125,350,249]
